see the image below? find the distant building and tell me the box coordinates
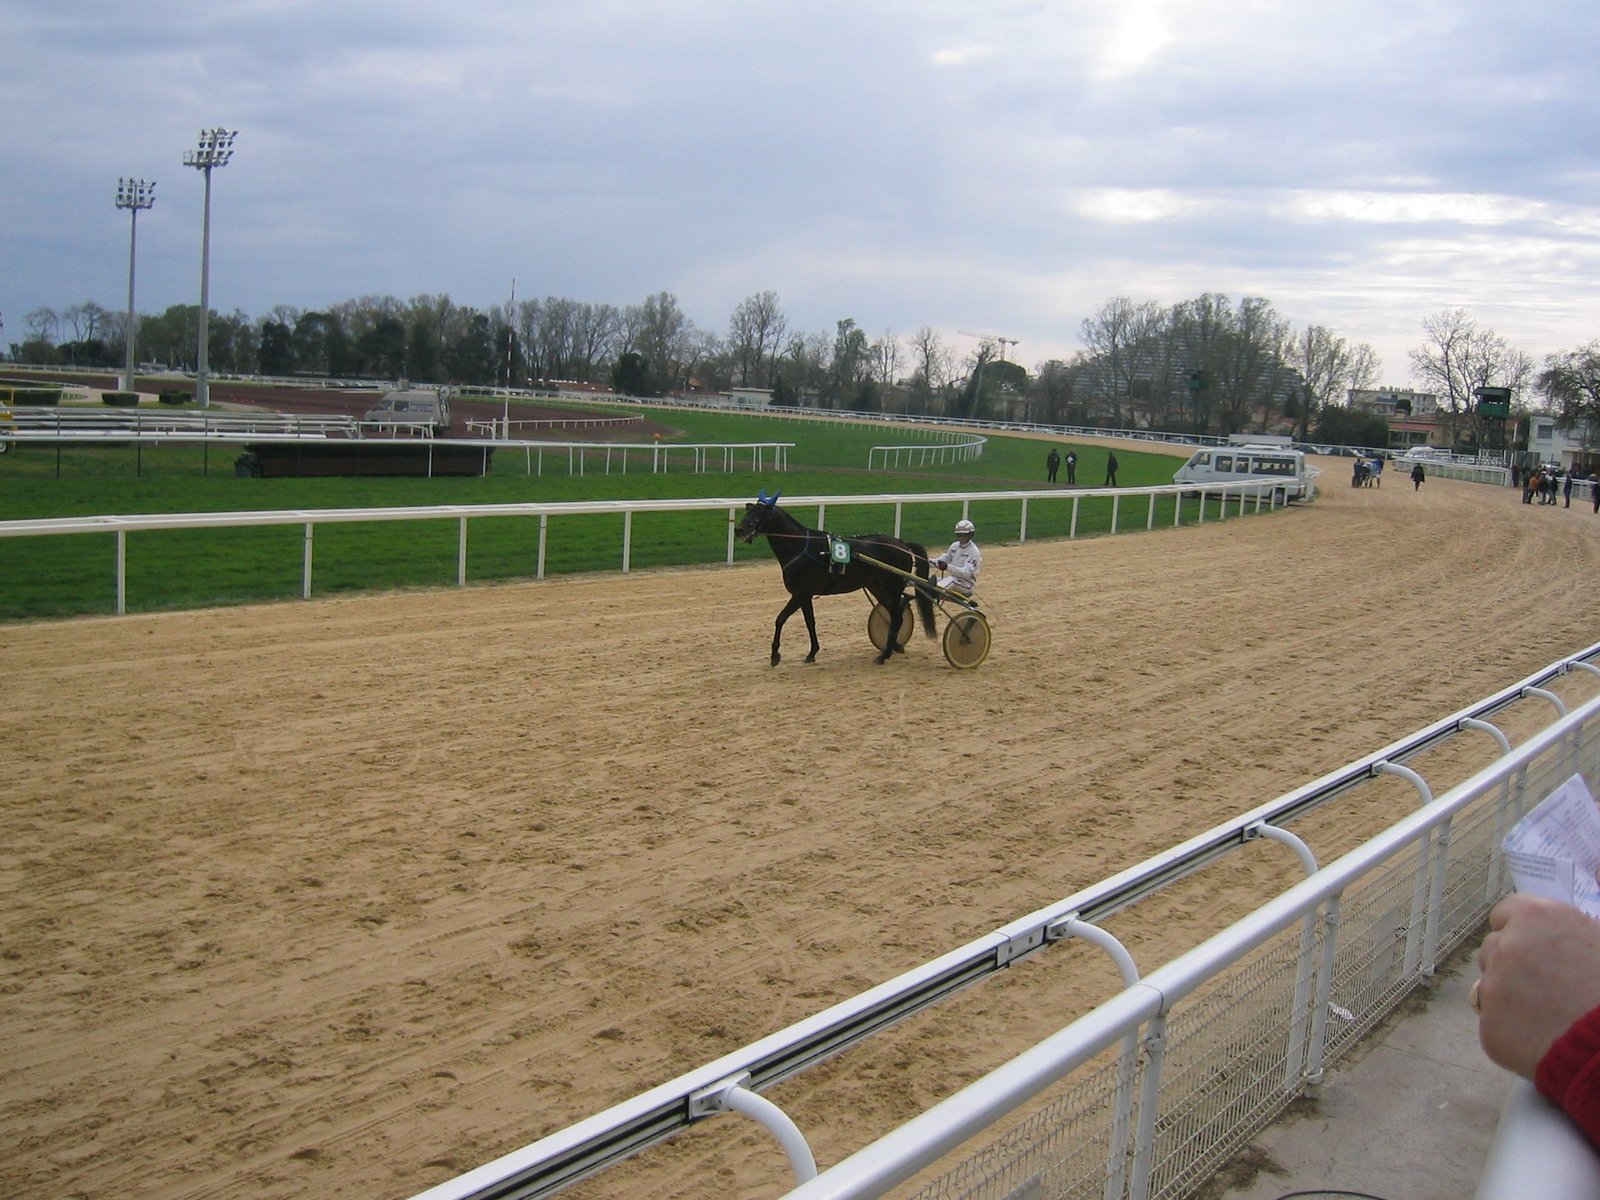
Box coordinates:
[1347,386,1443,451]
[723,387,774,408]
[1525,414,1600,472]
[1348,387,1437,418]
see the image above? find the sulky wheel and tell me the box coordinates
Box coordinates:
[867,601,915,652]
[941,610,991,669]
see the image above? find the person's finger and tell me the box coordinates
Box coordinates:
[1488,894,1525,931]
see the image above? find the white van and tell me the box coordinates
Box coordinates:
[361,388,451,436]
[1173,444,1310,502]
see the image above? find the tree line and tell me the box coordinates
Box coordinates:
[11,290,1584,445]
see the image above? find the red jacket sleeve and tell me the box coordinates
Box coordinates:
[1537,1005,1600,1144]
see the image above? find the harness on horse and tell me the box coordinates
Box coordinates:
[825,534,852,574]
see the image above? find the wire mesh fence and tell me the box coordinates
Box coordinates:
[900,705,1600,1200]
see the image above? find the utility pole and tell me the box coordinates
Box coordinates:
[503,279,516,438]
[183,128,236,408]
[115,178,156,393]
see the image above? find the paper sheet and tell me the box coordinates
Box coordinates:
[1502,773,1600,916]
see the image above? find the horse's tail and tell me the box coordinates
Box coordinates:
[906,541,937,638]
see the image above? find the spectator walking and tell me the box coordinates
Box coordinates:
[1564,471,1574,508]
[1104,451,1119,487]
[1065,451,1077,485]
[1046,448,1060,483]
[1411,462,1426,490]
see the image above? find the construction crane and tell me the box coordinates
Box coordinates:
[958,331,1020,362]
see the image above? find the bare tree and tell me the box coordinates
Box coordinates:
[907,326,953,415]
[26,307,60,345]
[1408,309,1534,448]
[868,330,901,385]
[630,292,697,394]
[1218,297,1292,433]
[1081,297,1163,428]
[1165,293,1233,433]
[1286,324,1377,443]
[1031,357,1082,426]
[778,331,831,400]
[571,303,622,383]
[63,302,111,344]
[727,291,787,388]
[538,297,580,380]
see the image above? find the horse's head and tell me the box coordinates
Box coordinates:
[736,489,782,544]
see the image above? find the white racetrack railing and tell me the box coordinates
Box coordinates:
[3,405,358,437]
[409,645,1600,1200]
[0,480,1299,616]
[866,434,988,470]
[0,410,794,481]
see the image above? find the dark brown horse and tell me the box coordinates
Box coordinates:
[736,491,936,666]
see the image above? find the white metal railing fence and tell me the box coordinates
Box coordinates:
[409,645,1600,1200]
[0,480,1298,616]
[0,420,793,482]
[462,414,644,438]
[867,434,988,470]
[1396,458,1513,487]
[1,405,359,438]
[794,685,1600,1200]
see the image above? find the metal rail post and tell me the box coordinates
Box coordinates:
[1048,916,1141,1200]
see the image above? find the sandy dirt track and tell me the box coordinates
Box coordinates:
[5,462,1600,1200]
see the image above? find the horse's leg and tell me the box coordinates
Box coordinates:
[771,595,804,666]
[799,596,821,663]
[875,590,903,664]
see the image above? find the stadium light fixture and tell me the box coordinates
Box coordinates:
[114,178,156,393]
[183,128,237,408]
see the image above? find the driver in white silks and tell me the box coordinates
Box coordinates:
[930,519,981,596]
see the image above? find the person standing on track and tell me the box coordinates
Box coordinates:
[930,519,982,597]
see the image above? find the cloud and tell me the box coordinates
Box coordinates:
[3,0,1597,384]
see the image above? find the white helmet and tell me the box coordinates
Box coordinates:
[954,519,975,535]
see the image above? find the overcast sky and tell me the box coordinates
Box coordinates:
[4,0,1596,383]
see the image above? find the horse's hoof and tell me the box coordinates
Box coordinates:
[804,653,818,664]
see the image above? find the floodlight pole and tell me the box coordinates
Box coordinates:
[183,128,236,409]
[115,178,156,394]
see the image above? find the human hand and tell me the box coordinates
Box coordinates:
[1477,894,1600,1078]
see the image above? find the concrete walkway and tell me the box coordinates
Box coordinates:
[1215,944,1513,1200]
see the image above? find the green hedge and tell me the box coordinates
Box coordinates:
[101,391,140,407]
[158,390,188,406]
[1,385,62,406]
